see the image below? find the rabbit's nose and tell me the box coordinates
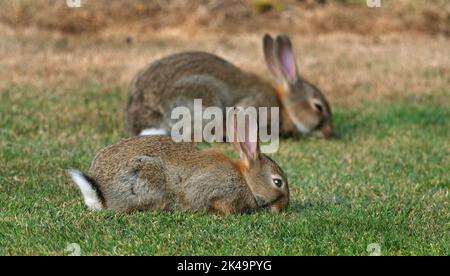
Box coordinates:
[312,125,332,139]
[319,124,333,138]
[323,126,333,138]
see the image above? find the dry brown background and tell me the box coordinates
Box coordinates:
[0,0,449,106]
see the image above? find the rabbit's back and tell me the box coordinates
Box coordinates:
[89,136,199,185]
[127,52,277,135]
[87,136,254,212]
[130,52,253,106]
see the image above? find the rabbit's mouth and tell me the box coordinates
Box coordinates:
[255,196,270,208]
[255,194,289,213]
[255,195,282,210]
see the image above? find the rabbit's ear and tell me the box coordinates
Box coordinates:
[275,34,299,85]
[263,34,282,81]
[240,116,259,163]
[229,108,243,154]
[229,108,259,165]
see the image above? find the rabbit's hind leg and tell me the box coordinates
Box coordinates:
[105,156,169,211]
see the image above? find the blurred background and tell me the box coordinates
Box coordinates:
[1,0,449,36]
[0,0,449,106]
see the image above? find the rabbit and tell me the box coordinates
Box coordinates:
[69,112,290,214]
[126,33,332,138]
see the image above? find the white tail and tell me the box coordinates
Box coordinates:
[139,128,168,136]
[68,169,104,211]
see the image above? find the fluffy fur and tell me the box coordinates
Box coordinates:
[69,135,289,214]
[126,34,333,138]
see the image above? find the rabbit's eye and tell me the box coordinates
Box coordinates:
[273,178,283,188]
[313,101,324,113]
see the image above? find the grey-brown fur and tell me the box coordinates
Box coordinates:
[73,135,289,214]
[127,34,332,138]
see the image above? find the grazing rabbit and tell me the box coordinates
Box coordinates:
[126,33,332,138]
[69,112,289,214]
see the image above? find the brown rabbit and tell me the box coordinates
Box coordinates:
[69,112,289,214]
[127,34,332,138]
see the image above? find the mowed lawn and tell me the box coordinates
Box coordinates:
[0,83,448,256]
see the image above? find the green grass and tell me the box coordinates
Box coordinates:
[0,83,449,256]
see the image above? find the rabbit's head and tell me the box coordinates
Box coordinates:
[230,111,290,212]
[263,34,333,138]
